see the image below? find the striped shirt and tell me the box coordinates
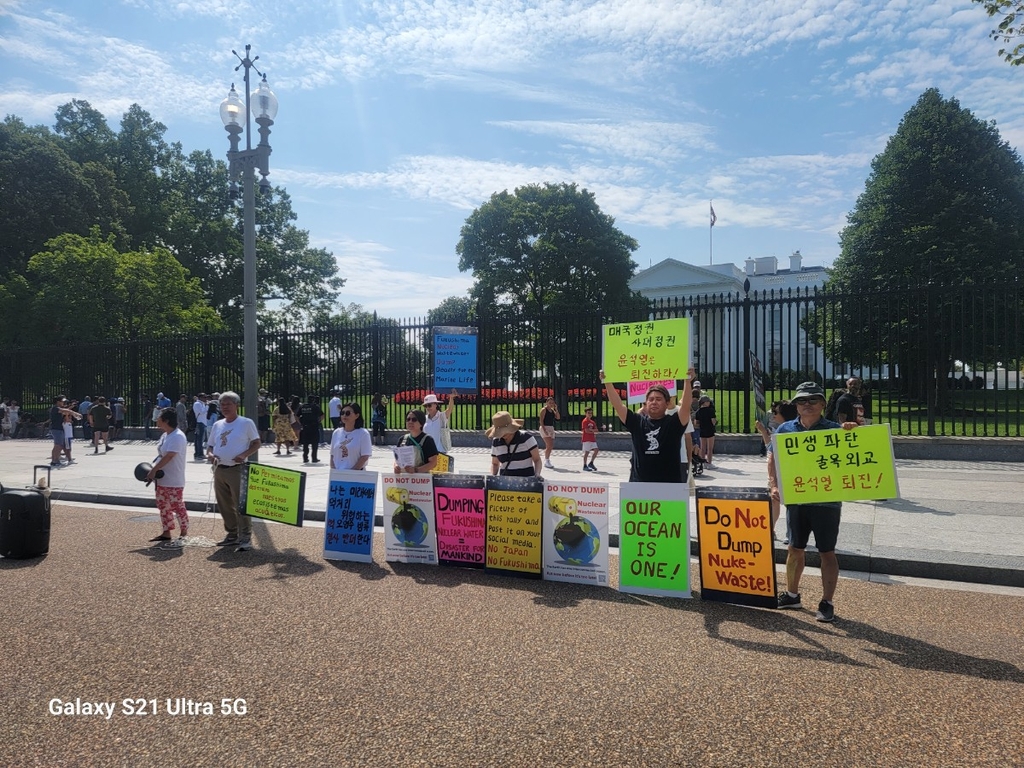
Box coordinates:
[491,431,539,476]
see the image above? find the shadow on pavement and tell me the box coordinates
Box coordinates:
[701,600,1024,681]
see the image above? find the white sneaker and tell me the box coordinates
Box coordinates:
[544,461,554,469]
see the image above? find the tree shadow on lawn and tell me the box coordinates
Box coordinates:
[702,600,1024,681]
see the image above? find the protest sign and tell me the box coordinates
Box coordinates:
[772,423,899,505]
[542,480,609,586]
[433,474,486,567]
[239,463,305,527]
[695,488,777,608]
[433,326,478,395]
[382,473,437,564]
[484,475,544,578]
[323,470,378,562]
[432,453,454,473]
[602,318,689,383]
[618,482,690,598]
[627,379,678,406]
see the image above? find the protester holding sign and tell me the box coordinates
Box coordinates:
[423,392,455,453]
[601,368,696,483]
[330,403,373,471]
[768,382,858,623]
[393,409,439,474]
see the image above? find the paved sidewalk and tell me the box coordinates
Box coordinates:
[1,437,1021,585]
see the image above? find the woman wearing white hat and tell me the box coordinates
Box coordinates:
[422,391,456,453]
[487,411,542,477]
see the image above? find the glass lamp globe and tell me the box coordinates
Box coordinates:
[251,76,278,120]
[219,85,244,127]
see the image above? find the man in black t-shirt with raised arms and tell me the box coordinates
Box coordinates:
[600,368,696,483]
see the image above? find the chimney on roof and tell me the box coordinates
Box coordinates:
[745,258,755,276]
[790,250,802,272]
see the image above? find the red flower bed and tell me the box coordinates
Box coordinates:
[393,386,625,405]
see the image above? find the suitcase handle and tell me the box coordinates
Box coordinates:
[33,464,52,489]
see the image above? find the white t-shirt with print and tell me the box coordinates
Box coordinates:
[206,416,259,466]
[156,428,188,488]
[330,427,373,470]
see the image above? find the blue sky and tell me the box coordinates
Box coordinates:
[2,0,1021,317]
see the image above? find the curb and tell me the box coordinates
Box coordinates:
[50,490,1024,589]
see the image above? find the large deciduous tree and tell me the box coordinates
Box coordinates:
[10,229,222,345]
[456,182,643,316]
[814,88,1024,409]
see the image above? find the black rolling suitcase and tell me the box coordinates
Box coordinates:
[0,465,52,559]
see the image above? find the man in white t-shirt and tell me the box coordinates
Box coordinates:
[192,394,209,460]
[328,392,343,430]
[206,391,261,551]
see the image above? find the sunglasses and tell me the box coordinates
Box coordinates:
[341,410,354,416]
[406,416,418,421]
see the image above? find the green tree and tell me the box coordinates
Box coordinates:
[812,88,1024,410]
[973,0,1024,64]
[456,182,643,315]
[19,229,222,344]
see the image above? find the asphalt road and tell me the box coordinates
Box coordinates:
[2,506,1022,767]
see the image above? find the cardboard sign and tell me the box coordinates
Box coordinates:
[433,474,486,567]
[618,482,690,598]
[602,318,689,383]
[382,473,438,564]
[627,379,678,406]
[239,463,305,527]
[772,423,899,504]
[433,326,478,395]
[323,470,378,562]
[432,453,454,473]
[695,488,777,608]
[484,475,544,578]
[542,480,610,586]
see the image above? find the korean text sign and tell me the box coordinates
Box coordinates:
[772,424,899,505]
[602,318,689,383]
[323,470,378,562]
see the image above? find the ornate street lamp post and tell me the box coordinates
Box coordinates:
[220,45,277,448]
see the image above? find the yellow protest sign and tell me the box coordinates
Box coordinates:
[241,464,306,526]
[772,423,899,505]
[431,453,453,473]
[602,318,689,382]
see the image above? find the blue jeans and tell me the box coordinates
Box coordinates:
[193,422,207,458]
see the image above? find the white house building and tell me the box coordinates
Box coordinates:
[629,252,841,380]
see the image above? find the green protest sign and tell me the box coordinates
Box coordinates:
[772,423,899,505]
[602,318,689,383]
[618,483,690,598]
[240,463,306,527]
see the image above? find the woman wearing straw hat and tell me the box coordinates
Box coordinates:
[487,411,542,477]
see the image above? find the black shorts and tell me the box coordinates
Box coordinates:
[258,415,271,430]
[788,504,841,553]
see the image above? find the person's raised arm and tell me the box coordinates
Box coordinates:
[600,370,628,424]
[444,390,456,420]
[676,368,697,427]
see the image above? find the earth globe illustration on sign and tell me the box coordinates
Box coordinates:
[553,514,601,565]
[391,503,430,547]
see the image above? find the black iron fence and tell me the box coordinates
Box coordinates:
[2,281,1021,436]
